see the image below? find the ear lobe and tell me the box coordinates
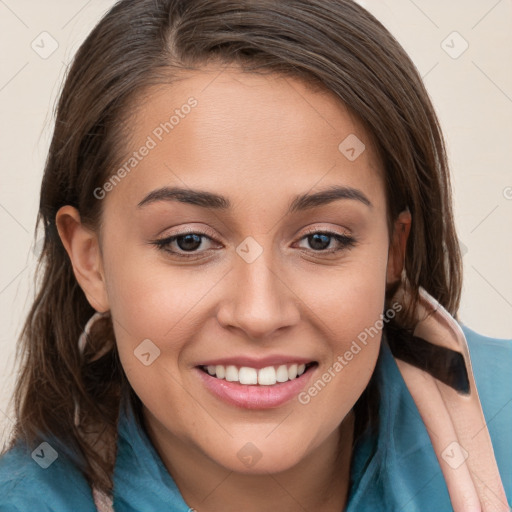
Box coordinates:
[55,205,110,312]
[386,209,412,285]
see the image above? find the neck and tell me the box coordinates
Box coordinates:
[143,408,355,512]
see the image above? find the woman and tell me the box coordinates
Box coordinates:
[0,0,510,511]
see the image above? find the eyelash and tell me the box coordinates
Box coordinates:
[151,227,357,260]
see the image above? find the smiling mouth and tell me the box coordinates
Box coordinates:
[198,362,318,386]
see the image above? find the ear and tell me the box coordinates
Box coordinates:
[55,205,110,312]
[386,209,412,285]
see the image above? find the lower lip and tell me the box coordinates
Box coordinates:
[196,366,317,409]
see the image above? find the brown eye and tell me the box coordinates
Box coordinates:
[151,230,220,259]
[173,233,203,252]
[296,231,356,254]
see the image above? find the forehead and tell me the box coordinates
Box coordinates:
[106,66,385,212]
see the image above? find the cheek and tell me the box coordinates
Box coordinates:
[104,263,206,419]
[296,235,389,344]
[293,240,388,414]
[101,241,209,383]
[103,231,221,342]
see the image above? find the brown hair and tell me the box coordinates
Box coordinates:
[2,0,462,497]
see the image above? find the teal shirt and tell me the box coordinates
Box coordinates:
[1,325,511,511]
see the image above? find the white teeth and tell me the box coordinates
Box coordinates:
[239,367,258,385]
[276,365,289,383]
[203,362,313,385]
[215,365,225,379]
[225,365,238,382]
[258,366,277,386]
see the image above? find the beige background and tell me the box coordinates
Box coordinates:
[1,0,511,445]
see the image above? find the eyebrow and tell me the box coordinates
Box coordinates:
[137,184,372,212]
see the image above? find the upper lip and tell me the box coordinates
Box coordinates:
[195,355,316,370]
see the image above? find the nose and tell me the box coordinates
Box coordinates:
[216,249,301,341]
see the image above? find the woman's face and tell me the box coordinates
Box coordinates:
[90,66,400,473]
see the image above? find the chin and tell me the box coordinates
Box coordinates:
[207,437,310,475]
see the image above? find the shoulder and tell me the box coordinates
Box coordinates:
[463,323,512,358]
[0,438,96,512]
[462,323,512,405]
[461,324,512,497]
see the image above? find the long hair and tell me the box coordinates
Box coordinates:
[2,0,462,496]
